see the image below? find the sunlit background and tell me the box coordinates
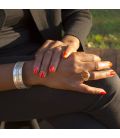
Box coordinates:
[86,10,120,49]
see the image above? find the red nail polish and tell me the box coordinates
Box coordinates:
[49,65,55,73]
[109,71,116,76]
[33,67,39,75]
[63,51,67,58]
[39,71,46,78]
[100,91,107,95]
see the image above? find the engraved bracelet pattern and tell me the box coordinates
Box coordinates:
[13,62,29,89]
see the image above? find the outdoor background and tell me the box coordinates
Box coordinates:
[86,9,120,75]
[87,10,120,49]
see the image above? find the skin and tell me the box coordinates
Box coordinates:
[33,35,113,77]
[33,35,80,77]
[32,35,115,94]
[32,52,115,95]
[0,52,115,93]
[0,35,115,94]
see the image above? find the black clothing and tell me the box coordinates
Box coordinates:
[0,75,120,128]
[0,9,92,52]
[0,9,42,63]
[0,9,120,129]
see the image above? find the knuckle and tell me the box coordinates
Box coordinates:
[55,46,62,51]
[70,54,81,72]
[46,39,54,43]
[82,53,91,60]
[72,63,79,73]
[95,62,99,70]
[77,52,85,57]
[93,55,101,61]
[37,47,46,54]
[91,72,96,80]
[80,52,86,56]
[85,62,97,71]
[55,40,64,45]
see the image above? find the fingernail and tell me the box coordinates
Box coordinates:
[39,71,46,78]
[108,62,112,68]
[63,51,68,58]
[33,67,39,75]
[49,65,55,73]
[109,71,116,76]
[100,91,107,95]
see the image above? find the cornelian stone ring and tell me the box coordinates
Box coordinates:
[80,70,91,81]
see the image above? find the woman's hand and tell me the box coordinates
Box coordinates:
[33,35,80,78]
[32,52,116,95]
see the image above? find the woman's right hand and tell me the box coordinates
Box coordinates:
[33,52,115,95]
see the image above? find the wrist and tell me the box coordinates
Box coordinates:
[23,60,46,87]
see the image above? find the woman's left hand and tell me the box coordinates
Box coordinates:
[33,35,80,78]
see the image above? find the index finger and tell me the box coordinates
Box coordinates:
[83,61,112,71]
[63,45,78,58]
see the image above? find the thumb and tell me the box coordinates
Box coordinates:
[63,45,78,58]
[79,83,107,95]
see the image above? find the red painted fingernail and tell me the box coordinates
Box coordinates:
[39,71,46,78]
[49,65,55,73]
[63,51,67,58]
[109,71,116,76]
[100,91,107,95]
[33,67,39,75]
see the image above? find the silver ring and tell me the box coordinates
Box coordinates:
[80,70,91,81]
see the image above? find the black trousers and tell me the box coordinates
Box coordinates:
[0,74,120,128]
[40,112,106,129]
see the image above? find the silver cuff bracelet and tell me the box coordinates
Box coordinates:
[13,61,29,89]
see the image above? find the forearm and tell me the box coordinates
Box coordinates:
[62,9,92,47]
[0,35,78,91]
[0,60,44,91]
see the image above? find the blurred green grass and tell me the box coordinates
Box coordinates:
[87,10,120,49]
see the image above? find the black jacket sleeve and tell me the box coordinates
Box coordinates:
[61,9,92,49]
